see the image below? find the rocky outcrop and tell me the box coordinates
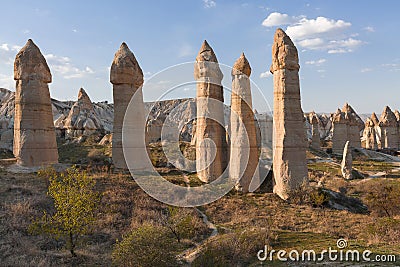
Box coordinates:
[145,98,196,143]
[331,103,363,154]
[110,42,145,170]
[341,141,352,179]
[379,106,398,149]
[309,112,320,149]
[194,40,227,183]
[270,29,308,200]
[0,88,14,151]
[255,112,273,160]
[343,103,362,149]
[59,88,103,138]
[13,39,58,166]
[229,53,259,193]
[363,118,378,149]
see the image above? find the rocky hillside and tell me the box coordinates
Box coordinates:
[1,87,366,153]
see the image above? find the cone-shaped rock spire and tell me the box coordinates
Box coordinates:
[13,39,58,166]
[270,28,308,200]
[110,42,143,88]
[194,40,227,182]
[270,28,300,73]
[232,52,251,77]
[14,39,51,83]
[110,43,146,170]
[230,53,259,193]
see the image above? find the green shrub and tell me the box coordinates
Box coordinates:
[29,166,101,256]
[365,182,400,218]
[112,224,179,267]
[160,206,206,243]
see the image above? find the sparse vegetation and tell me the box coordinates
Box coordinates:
[0,144,400,265]
[29,166,101,257]
[112,224,179,267]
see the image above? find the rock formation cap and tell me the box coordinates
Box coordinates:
[232,52,251,77]
[379,106,398,127]
[14,39,52,83]
[370,112,379,126]
[110,42,143,87]
[77,87,93,111]
[270,28,299,73]
[194,40,223,81]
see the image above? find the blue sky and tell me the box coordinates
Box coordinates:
[0,0,399,113]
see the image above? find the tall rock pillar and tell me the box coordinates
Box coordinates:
[270,29,308,200]
[229,53,259,192]
[379,106,399,149]
[13,39,58,167]
[309,112,320,149]
[194,40,227,182]
[110,43,144,169]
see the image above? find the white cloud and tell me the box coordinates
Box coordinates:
[261,12,362,54]
[261,12,301,27]
[298,38,324,49]
[361,68,372,73]
[382,63,400,72]
[305,58,326,66]
[0,73,14,90]
[203,0,216,8]
[364,26,375,32]
[286,16,351,40]
[328,49,347,54]
[260,71,272,78]
[0,44,10,51]
[44,53,95,79]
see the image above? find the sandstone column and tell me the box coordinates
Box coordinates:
[370,112,381,148]
[309,112,320,149]
[331,109,349,154]
[379,106,399,149]
[363,118,377,149]
[229,53,259,192]
[110,43,145,169]
[13,39,58,167]
[255,113,273,159]
[341,141,352,180]
[194,40,227,182]
[270,29,308,200]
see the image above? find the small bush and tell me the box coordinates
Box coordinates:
[365,181,400,218]
[29,166,101,256]
[192,228,272,267]
[160,206,208,243]
[112,224,179,267]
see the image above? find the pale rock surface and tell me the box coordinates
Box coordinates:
[363,118,378,149]
[110,42,145,170]
[13,39,58,166]
[341,141,352,179]
[331,109,349,154]
[194,40,228,182]
[379,106,399,149]
[309,112,320,149]
[229,53,259,193]
[342,103,362,148]
[62,88,103,138]
[99,133,112,145]
[270,29,308,200]
[254,112,273,159]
